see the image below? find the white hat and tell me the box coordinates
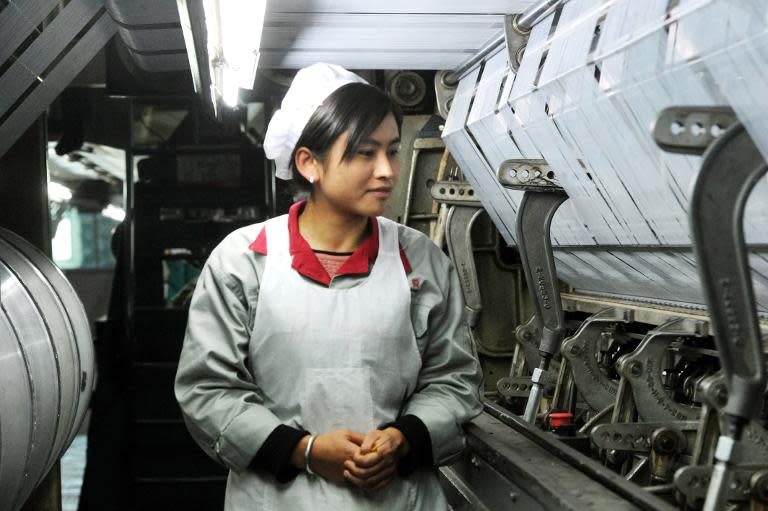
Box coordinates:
[264,63,368,180]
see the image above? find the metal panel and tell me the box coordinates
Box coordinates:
[116,26,185,51]
[259,51,485,71]
[130,51,189,72]
[0,0,59,65]
[0,11,116,157]
[0,0,105,119]
[260,13,505,69]
[105,0,180,25]
[268,0,537,14]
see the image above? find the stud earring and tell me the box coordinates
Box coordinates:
[309,176,315,184]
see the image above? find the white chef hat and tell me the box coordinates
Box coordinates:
[264,63,368,180]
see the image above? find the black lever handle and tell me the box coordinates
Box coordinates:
[690,123,767,511]
[690,123,766,421]
[516,190,568,359]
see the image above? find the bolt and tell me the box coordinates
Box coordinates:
[515,45,526,65]
[628,361,643,377]
[714,384,729,408]
[752,471,768,503]
[470,456,481,468]
[569,344,581,356]
[651,428,683,455]
[522,330,533,341]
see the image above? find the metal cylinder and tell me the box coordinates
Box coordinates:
[516,0,565,32]
[0,227,95,511]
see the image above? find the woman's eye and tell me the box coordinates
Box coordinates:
[357,150,375,158]
[388,148,400,157]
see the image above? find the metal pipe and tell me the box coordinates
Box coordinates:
[442,32,506,87]
[517,0,565,32]
[443,0,569,87]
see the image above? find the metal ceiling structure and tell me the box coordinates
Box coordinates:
[0,0,116,157]
[0,0,536,156]
[109,1,537,72]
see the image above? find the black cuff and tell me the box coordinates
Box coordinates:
[250,425,309,483]
[383,414,433,476]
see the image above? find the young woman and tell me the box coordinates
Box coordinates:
[175,63,482,510]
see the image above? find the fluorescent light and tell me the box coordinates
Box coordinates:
[176,0,202,93]
[102,204,125,222]
[48,181,72,202]
[203,0,267,110]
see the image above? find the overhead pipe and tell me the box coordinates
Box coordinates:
[442,0,569,87]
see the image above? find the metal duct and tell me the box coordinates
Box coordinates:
[0,227,94,511]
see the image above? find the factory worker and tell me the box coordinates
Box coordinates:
[174,63,482,510]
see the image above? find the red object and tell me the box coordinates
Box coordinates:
[248,200,412,285]
[548,412,573,428]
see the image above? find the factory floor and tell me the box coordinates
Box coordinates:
[61,435,87,511]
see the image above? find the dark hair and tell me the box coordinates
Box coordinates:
[289,82,403,191]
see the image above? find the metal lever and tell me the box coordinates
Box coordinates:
[444,206,484,327]
[515,190,568,423]
[688,123,767,511]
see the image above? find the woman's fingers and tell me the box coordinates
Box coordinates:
[344,456,393,479]
[343,463,397,491]
[351,450,380,468]
[359,430,383,453]
[346,429,366,446]
[367,465,397,490]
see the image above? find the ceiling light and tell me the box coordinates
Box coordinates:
[183,0,267,114]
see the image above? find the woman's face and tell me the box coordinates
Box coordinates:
[315,113,401,218]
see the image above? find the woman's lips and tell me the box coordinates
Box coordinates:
[368,188,392,198]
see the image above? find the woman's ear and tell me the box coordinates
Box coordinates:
[294,147,320,184]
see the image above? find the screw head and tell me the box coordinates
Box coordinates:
[628,361,643,377]
[714,385,729,408]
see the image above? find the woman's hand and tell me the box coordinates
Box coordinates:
[343,427,410,491]
[291,429,365,484]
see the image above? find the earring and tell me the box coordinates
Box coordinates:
[309,176,315,184]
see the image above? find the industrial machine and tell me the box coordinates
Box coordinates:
[435,0,768,509]
[1,0,767,510]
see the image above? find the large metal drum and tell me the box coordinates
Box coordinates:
[0,227,95,511]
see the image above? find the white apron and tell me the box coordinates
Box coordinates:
[224,214,448,510]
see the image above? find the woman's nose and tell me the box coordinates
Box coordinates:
[374,153,398,180]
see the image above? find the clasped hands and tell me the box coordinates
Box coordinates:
[292,427,409,491]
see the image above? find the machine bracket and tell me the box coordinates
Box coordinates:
[675,464,763,503]
[503,14,531,73]
[561,307,633,412]
[592,421,698,454]
[430,180,483,207]
[617,318,708,422]
[653,106,737,155]
[497,159,562,192]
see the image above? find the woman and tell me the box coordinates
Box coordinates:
[175,63,482,510]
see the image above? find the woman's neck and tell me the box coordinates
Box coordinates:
[298,197,370,253]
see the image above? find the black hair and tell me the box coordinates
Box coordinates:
[289,82,403,191]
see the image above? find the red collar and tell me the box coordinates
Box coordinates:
[249,200,411,286]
